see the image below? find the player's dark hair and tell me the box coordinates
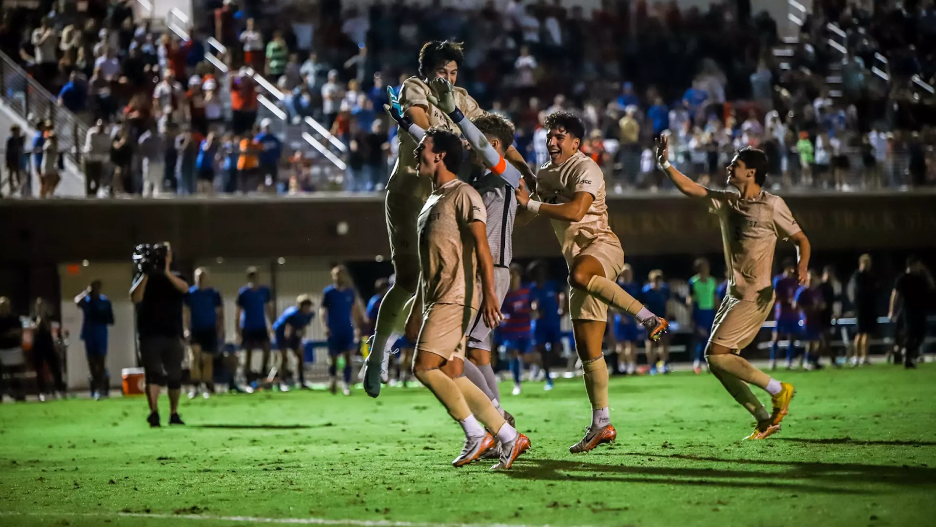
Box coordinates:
[543,111,585,141]
[471,113,516,152]
[526,259,549,278]
[418,40,464,79]
[297,294,313,308]
[375,278,390,291]
[425,127,463,174]
[781,257,796,270]
[736,147,769,186]
[822,265,835,276]
[693,258,709,274]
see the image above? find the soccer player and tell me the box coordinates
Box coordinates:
[514,111,669,453]
[818,266,840,367]
[655,135,809,440]
[770,259,802,370]
[888,256,934,369]
[793,270,824,369]
[362,40,535,397]
[847,254,877,366]
[386,78,526,428]
[501,264,535,396]
[184,268,224,398]
[272,295,315,390]
[322,265,365,395]
[611,265,641,375]
[75,280,114,399]
[402,127,529,469]
[642,270,671,374]
[528,260,565,383]
[687,258,718,375]
[236,267,274,385]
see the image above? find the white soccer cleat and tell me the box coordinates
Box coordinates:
[512,385,522,396]
[201,391,211,399]
[453,433,495,467]
[342,382,351,396]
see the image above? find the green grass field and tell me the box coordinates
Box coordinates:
[2,364,936,526]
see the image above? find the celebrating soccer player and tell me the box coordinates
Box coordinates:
[514,111,669,453]
[361,41,535,397]
[655,135,810,440]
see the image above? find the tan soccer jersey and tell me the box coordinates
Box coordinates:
[534,150,623,265]
[416,179,487,309]
[709,190,802,301]
[389,77,484,201]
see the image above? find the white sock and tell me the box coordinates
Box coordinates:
[495,422,518,443]
[591,406,610,428]
[692,359,700,369]
[765,379,782,396]
[635,307,655,324]
[459,414,486,438]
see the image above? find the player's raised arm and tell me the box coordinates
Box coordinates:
[384,87,426,142]
[655,135,711,199]
[427,79,520,189]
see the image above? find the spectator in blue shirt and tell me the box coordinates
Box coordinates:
[237,267,274,384]
[321,265,364,395]
[367,73,390,110]
[683,79,710,118]
[31,122,48,194]
[184,268,224,397]
[647,96,670,136]
[74,280,114,399]
[255,120,282,187]
[57,71,87,113]
[616,81,640,110]
[196,132,219,194]
[272,295,315,390]
[642,270,672,374]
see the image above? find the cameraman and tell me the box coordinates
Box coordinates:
[130,243,189,427]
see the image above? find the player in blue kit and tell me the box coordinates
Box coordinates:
[236,267,275,384]
[611,265,642,375]
[793,271,824,370]
[687,258,718,375]
[502,265,536,395]
[322,265,365,395]
[770,258,802,370]
[642,270,672,374]
[273,295,315,391]
[527,260,565,383]
[74,280,114,399]
[184,268,224,398]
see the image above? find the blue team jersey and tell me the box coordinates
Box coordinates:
[237,285,271,330]
[501,287,533,339]
[716,281,729,303]
[322,285,356,335]
[528,281,562,328]
[78,294,113,341]
[773,274,800,320]
[365,293,383,334]
[641,283,670,317]
[273,306,314,336]
[185,286,222,331]
[615,280,642,325]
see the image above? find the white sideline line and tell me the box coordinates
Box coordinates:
[0,511,527,527]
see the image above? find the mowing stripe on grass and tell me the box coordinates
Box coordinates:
[0,511,525,527]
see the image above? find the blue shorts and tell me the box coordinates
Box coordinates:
[801,323,822,342]
[502,336,532,354]
[83,335,107,356]
[327,333,355,355]
[533,322,562,346]
[775,317,802,336]
[693,308,716,334]
[614,322,642,342]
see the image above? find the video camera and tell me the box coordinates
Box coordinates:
[132,243,168,275]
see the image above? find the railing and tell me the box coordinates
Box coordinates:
[0,52,87,167]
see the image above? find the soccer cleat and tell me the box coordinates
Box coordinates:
[569,424,617,453]
[512,385,522,396]
[503,410,516,429]
[544,379,554,391]
[201,391,211,399]
[361,344,383,398]
[453,433,495,467]
[169,413,185,426]
[342,382,352,396]
[491,433,531,470]
[278,382,290,392]
[769,382,795,426]
[641,316,669,341]
[147,411,161,428]
[744,420,781,440]
[693,366,702,375]
[38,393,47,403]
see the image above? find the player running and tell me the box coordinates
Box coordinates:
[361,41,535,397]
[322,265,365,395]
[272,295,315,390]
[402,127,529,469]
[687,258,718,375]
[655,136,810,440]
[770,259,802,370]
[611,264,641,375]
[514,111,669,453]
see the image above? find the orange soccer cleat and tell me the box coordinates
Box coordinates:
[491,433,531,470]
[569,424,617,453]
[770,382,795,426]
[452,433,495,467]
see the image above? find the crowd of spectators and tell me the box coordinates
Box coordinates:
[0,0,933,199]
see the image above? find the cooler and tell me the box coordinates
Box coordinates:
[121,367,145,395]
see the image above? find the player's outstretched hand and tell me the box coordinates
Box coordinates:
[426,78,457,114]
[515,177,531,208]
[481,294,503,331]
[655,135,669,166]
[384,86,404,125]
